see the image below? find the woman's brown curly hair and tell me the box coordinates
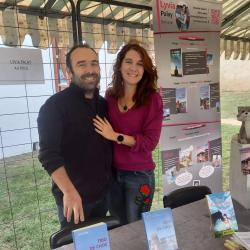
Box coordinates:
[107,42,158,106]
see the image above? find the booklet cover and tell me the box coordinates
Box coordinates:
[142,208,178,250]
[170,48,183,77]
[72,222,110,250]
[206,191,238,238]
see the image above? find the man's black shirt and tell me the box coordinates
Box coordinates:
[37,83,112,205]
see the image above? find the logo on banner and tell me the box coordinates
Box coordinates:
[159,0,175,23]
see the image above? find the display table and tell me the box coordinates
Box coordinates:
[230,135,250,209]
[54,198,250,250]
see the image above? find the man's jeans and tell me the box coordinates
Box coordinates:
[109,169,155,225]
[57,195,109,228]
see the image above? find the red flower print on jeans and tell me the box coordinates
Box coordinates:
[144,197,151,205]
[139,184,151,196]
[135,184,152,212]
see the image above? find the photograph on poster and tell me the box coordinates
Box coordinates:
[207,53,214,65]
[179,145,193,168]
[200,85,210,110]
[212,154,221,168]
[161,88,176,120]
[197,144,209,163]
[165,167,178,184]
[193,179,200,186]
[161,148,180,174]
[176,87,187,113]
[170,48,183,77]
[240,148,250,175]
[209,83,220,112]
[208,138,222,163]
[216,101,220,112]
[175,3,190,32]
[163,108,170,120]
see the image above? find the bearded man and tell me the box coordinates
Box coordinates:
[37,44,112,228]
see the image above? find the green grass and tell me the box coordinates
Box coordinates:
[220,91,250,119]
[0,157,59,250]
[221,124,240,191]
[0,90,246,249]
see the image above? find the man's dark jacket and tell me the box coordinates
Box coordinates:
[37,83,112,205]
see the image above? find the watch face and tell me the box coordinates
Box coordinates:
[117,134,124,142]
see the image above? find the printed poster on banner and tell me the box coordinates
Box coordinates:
[153,0,221,33]
[158,32,221,125]
[160,123,222,194]
[0,47,44,85]
[153,0,222,195]
[240,147,250,175]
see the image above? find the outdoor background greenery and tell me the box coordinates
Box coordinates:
[0,90,249,249]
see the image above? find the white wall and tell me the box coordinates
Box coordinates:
[220,52,250,91]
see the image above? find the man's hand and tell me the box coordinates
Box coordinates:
[51,166,85,224]
[63,189,84,224]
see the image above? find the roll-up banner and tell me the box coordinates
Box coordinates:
[152,0,222,194]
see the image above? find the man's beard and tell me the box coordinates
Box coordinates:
[73,73,100,92]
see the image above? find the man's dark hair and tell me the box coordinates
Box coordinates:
[66,43,97,72]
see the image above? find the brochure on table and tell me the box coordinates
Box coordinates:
[142,208,178,250]
[152,0,222,195]
[206,191,238,238]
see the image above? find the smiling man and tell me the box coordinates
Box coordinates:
[37,44,112,228]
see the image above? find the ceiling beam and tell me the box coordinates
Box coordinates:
[79,14,150,29]
[43,0,57,13]
[89,0,152,11]
[221,1,250,29]
[0,3,70,18]
[221,34,250,43]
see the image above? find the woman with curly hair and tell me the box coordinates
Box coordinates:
[93,42,163,225]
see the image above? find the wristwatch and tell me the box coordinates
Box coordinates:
[117,134,124,144]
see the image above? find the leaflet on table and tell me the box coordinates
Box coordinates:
[72,222,110,250]
[206,191,238,238]
[142,208,178,250]
[160,123,222,195]
[152,0,221,33]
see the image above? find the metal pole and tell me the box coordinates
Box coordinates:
[76,0,83,44]
[68,0,78,45]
